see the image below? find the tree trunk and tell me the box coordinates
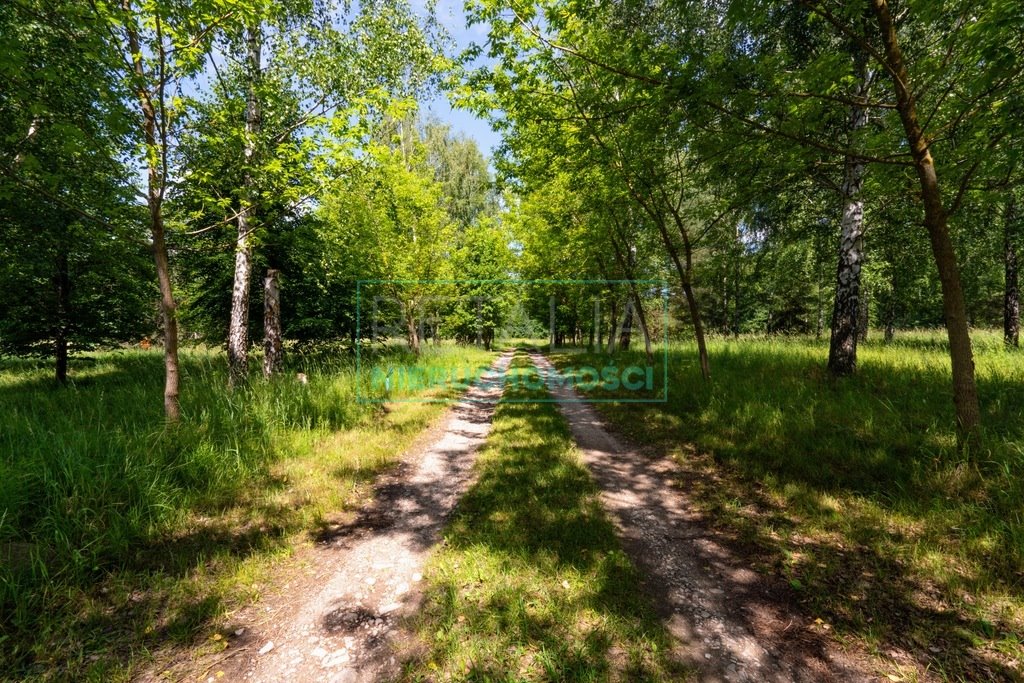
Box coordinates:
[263,268,282,378]
[884,279,896,343]
[816,287,824,340]
[722,271,731,335]
[1005,197,1019,347]
[589,300,597,351]
[657,191,711,381]
[406,309,420,355]
[151,188,181,420]
[871,0,980,441]
[606,299,618,353]
[609,232,654,362]
[55,248,70,385]
[827,69,869,376]
[682,280,711,380]
[227,231,253,384]
[655,215,710,381]
[227,22,262,387]
[549,296,557,350]
[733,267,741,338]
[629,289,654,363]
[618,302,633,351]
[858,280,870,343]
[618,177,710,378]
[124,1,179,421]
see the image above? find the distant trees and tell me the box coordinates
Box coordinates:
[0,0,457,406]
[443,217,514,349]
[0,0,154,384]
[320,131,456,355]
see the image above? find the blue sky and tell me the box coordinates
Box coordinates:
[413,0,502,158]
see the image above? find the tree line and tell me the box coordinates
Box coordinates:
[0,0,513,414]
[2,0,1023,446]
[465,0,1024,444]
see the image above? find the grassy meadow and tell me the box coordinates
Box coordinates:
[0,343,495,682]
[400,352,688,681]
[551,329,1024,681]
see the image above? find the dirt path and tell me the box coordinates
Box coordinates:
[530,352,877,683]
[167,352,513,683]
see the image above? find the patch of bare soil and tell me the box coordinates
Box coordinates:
[531,352,880,683]
[144,352,512,683]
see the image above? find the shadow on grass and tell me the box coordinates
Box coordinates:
[551,338,1024,681]
[399,355,688,681]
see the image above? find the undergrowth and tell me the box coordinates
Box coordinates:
[551,329,1024,681]
[0,343,494,681]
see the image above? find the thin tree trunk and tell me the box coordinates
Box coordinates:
[151,192,180,420]
[55,248,70,385]
[263,268,282,377]
[549,296,557,350]
[630,291,654,362]
[227,22,262,387]
[606,299,618,354]
[618,303,633,351]
[406,309,420,355]
[655,213,711,381]
[656,186,711,381]
[150,181,180,420]
[1005,197,1019,347]
[608,232,654,362]
[816,287,824,340]
[815,231,825,340]
[682,280,711,380]
[828,68,870,376]
[733,241,741,339]
[858,280,870,342]
[884,274,896,343]
[588,301,597,351]
[615,175,710,378]
[124,1,180,421]
[721,270,730,335]
[871,0,981,441]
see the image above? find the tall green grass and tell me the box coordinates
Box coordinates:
[0,343,494,681]
[551,329,1024,681]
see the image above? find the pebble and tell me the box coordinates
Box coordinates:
[322,650,350,668]
[258,641,275,656]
